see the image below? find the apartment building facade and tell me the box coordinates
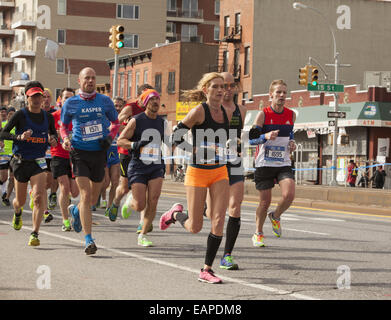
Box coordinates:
[0,0,166,107]
[219,0,391,103]
[166,0,220,44]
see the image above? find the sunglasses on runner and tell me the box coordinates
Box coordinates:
[224,83,237,90]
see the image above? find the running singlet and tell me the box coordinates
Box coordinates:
[191,103,229,167]
[227,103,243,167]
[61,93,118,151]
[104,117,119,155]
[13,109,49,160]
[117,101,144,156]
[0,120,14,165]
[129,112,165,170]
[50,109,72,159]
[254,106,294,167]
[1,120,15,155]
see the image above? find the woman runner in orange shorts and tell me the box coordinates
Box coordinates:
[159,72,230,284]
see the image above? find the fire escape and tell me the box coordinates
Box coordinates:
[217,25,242,81]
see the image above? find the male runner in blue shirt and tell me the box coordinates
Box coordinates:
[60,67,119,255]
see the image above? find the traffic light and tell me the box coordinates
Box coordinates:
[298,65,309,87]
[311,66,319,86]
[109,25,125,54]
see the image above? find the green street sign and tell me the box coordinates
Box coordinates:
[307,83,344,92]
[337,106,351,112]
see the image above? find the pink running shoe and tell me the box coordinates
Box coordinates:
[198,269,222,284]
[159,203,183,230]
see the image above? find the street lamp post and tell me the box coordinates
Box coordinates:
[293,2,349,186]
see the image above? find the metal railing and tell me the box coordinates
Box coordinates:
[12,11,35,22]
[167,34,203,43]
[167,8,203,19]
[12,42,34,51]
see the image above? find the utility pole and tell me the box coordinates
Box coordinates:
[293,2,351,185]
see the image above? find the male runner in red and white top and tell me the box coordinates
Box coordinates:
[50,87,79,231]
[249,79,296,247]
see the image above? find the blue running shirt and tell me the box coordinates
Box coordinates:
[61,94,118,151]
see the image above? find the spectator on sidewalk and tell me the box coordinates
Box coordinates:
[369,165,387,189]
[357,169,369,188]
[347,160,358,187]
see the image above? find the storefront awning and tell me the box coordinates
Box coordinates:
[243,102,391,133]
[292,101,391,131]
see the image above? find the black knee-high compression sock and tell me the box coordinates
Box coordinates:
[205,233,223,267]
[224,216,241,255]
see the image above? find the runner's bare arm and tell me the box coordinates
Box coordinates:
[117,118,136,150]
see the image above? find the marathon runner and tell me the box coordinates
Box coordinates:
[0,81,58,246]
[60,67,119,255]
[249,79,296,246]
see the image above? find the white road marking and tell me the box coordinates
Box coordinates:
[284,227,329,236]
[0,218,319,300]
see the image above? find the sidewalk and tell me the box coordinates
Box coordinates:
[162,178,391,216]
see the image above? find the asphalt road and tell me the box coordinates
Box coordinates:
[1,190,391,303]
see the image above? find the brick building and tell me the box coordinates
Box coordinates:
[0,0,166,107]
[218,0,391,104]
[107,41,218,123]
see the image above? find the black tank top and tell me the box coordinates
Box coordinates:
[130,112,165,170]
[227,103,243,167]
[191,103,229,167]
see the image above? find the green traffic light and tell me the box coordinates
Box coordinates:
[117,41,124,48]
[312,80,318,86]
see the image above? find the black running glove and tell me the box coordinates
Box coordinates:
[129,136,153,152]
[98,136,113,151]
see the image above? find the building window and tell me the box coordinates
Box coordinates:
[56,58,65,73]
[166,22,176,34]
[182,0,198,13]
[55,88,62,100]
[127,71,132,98]
[143,69,148,84]
[58,0,66,15]
[214,25,220,41]
[224,16,230,36]
[215,0,220,15]
[117,4,139,19]
[155,73,162,94]
[234,48,240,77]
[235,12,241,33]
[244,46,250,75]
[123,34,139,49]
[242,92,248,104]
[223,51,229,72]
[57,29,66,44]
[181,24,197,42]
[119,72,124,97]
[135,71,140,97]
[168,71,175,93]
[167,0,176,11]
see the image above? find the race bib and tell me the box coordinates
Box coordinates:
[81,120,103,141]
[265,146,285,162]
[0,155,11,165]
[36,158,47,170]
[140,143,160,162]
[226,147,239,163]
[198,142,225,164]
